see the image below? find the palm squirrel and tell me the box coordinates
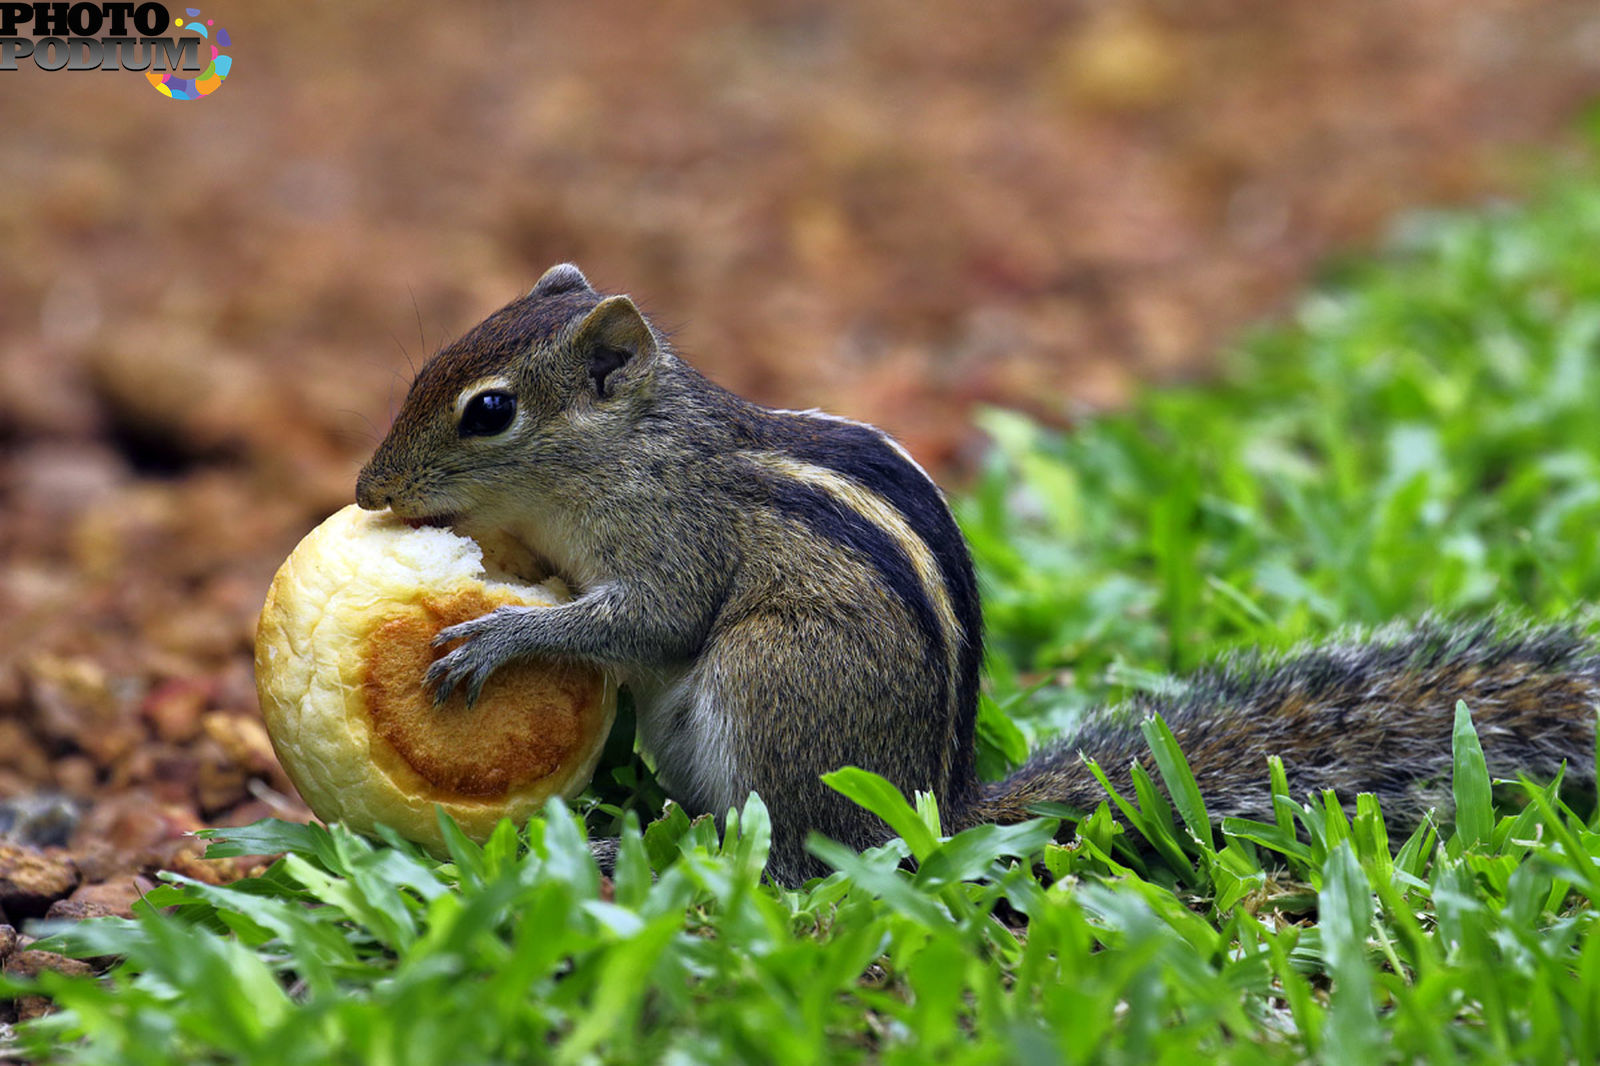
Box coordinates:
[356,264,1600,884]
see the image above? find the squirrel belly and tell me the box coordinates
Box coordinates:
[357,263,1600,885]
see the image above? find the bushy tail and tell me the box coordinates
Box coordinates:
[965,618,1600,829]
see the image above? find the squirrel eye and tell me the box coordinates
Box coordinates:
[459,391,517,437]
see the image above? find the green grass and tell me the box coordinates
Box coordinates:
[12,157,1600,1062]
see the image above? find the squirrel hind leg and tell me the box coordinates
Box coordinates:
[673,609,951,885]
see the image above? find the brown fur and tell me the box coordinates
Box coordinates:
[970,619,1600,829]
[359,266,978,882]
[359,266,1599,883]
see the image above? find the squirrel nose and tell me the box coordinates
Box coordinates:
[354,470,388,511]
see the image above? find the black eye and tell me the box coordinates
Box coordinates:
[459,391,517,437]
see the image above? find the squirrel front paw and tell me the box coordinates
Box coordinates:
[426,606,540,708]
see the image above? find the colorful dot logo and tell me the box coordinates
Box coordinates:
[147,8,230,100]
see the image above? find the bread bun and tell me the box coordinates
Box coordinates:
[254,504,616,851]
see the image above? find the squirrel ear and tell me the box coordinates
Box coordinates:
[531,263,593,298]
[570,295,657,399]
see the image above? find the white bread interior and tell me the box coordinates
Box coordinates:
[254,504,615,852]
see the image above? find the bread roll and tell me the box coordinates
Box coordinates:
[254,504,616,851]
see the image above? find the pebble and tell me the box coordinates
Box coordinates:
[0,843,78,917]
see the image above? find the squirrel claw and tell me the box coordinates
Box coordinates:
[424,656,459,708]
[426,611,531,708]
[425,645,491,709]
[433,615,493,647]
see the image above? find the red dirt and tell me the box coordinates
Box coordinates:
[1,0,1598,900]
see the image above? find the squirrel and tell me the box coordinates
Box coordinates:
[356,263,1600,884]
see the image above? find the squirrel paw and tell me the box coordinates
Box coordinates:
[426,607,537,709]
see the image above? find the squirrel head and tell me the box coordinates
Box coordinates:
[356,263,667,520]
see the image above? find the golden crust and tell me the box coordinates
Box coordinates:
[254,505,615,852]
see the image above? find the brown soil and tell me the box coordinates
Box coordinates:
[1,0,1598,905]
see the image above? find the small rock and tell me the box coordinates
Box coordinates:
[71,791,203,865]
[0,843,78,917]
[141,676,213,744]
[51,755,100,800]
[24,655,141,766]
[65,838,120,884]
[0,924,17,961]
[0,721,51,782]
[107,742,199,804]
[3,948,93,980]
[43,898,118,922]
[4,948,94,1021]
[1048,9,1184,114]
[83,331,265,467]
[148,747,203,807]
[164,844,260,886]
[8,442,129,522]
[0,793,81,849]
[195,736,249,815]
[67,876,153,919]
[0,339,101,440]
[0,661,22,711]
[204,712,281,777]
[219,794,313,828]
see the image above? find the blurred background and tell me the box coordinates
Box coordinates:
[2,0,1600,895]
